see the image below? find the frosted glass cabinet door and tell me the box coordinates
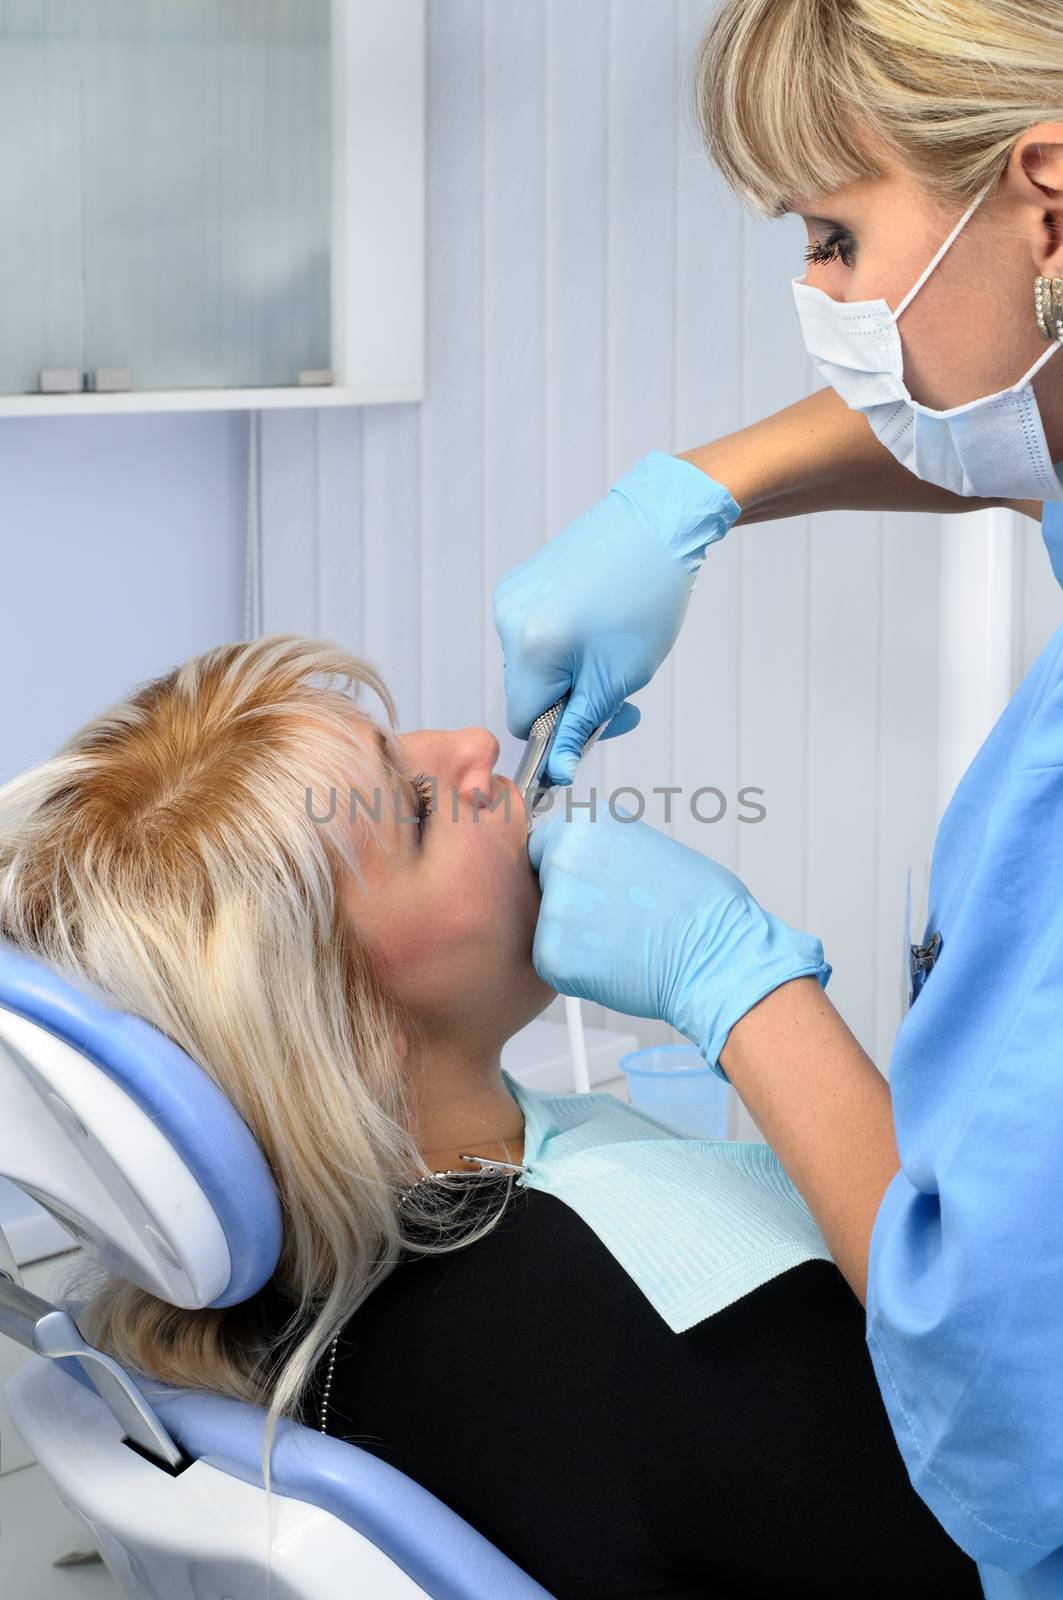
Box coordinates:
[80,0,332,392]
[0,1,85,397]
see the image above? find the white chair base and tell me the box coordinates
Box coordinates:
[6,1359,432,1600]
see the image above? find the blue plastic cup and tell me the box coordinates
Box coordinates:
[619,1044,731,1140]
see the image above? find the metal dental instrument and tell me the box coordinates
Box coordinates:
[513,694,607,1097]
[457,1153,526,1173]
[512,694,610,824]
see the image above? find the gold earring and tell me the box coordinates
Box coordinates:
[1035,275,1063,342]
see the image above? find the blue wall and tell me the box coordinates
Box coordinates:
[0,412,247,784]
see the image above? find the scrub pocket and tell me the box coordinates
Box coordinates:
[902,862,942,1009]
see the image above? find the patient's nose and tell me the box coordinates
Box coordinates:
[403,727,500,800]
[468,727,501,769]
[449,727,500,797]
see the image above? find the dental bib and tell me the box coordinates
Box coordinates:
[792,181,1063,503]
[503,1069,831,1331]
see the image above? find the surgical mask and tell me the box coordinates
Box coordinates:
[792,182,1063,502]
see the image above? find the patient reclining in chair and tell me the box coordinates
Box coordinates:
[0,635,979,1600]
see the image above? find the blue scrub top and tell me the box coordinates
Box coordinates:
[867,500,1063,1599]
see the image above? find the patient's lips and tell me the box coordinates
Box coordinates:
[467,771,526,831]
[499,772,528,817]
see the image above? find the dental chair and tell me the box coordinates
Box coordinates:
[0,943,554,1600]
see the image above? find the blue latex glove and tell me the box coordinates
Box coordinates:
[493,451,741,785]
[528,807,831,1076]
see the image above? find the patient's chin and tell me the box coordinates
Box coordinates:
[505,969,556,1038]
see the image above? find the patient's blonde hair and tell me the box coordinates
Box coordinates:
[0,634,516,1543]
[694,0,1063,216]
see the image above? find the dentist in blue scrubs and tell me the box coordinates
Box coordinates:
[494,3,1063,1596]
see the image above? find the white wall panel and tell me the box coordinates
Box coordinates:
[672,0,742,913]
[871,510,942,1069]
[254,0,1033,1084]
[419,0,485,733]
[597,0,680,871]
[0,412,246,786]
[482,2,547,775]
[257,408,321,636]
[362,404,422,729]
[543,0,609,535]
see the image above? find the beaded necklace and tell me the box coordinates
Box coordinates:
[317,1154,523,1433]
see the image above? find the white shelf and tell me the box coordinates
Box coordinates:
[0,383,424,420]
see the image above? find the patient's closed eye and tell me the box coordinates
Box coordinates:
[411,774,433,842]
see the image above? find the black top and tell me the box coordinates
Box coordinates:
[259,1178,980,1599]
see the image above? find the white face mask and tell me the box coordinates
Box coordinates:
[792,182,1063,502]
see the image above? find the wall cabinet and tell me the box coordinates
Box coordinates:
[0,0,424,415]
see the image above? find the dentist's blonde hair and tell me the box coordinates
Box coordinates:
[0,634,517,1559]
[695,0,1063,216]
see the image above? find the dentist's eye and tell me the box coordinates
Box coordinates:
[803,229,855,268]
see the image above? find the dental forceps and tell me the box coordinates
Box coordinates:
[511,694,610,824]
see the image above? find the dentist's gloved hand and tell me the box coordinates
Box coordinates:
[493,452,740,786]
[528,807,831,1077]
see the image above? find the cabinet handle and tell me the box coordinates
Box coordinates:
[38,369,83,394]
[90,369,133,393]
